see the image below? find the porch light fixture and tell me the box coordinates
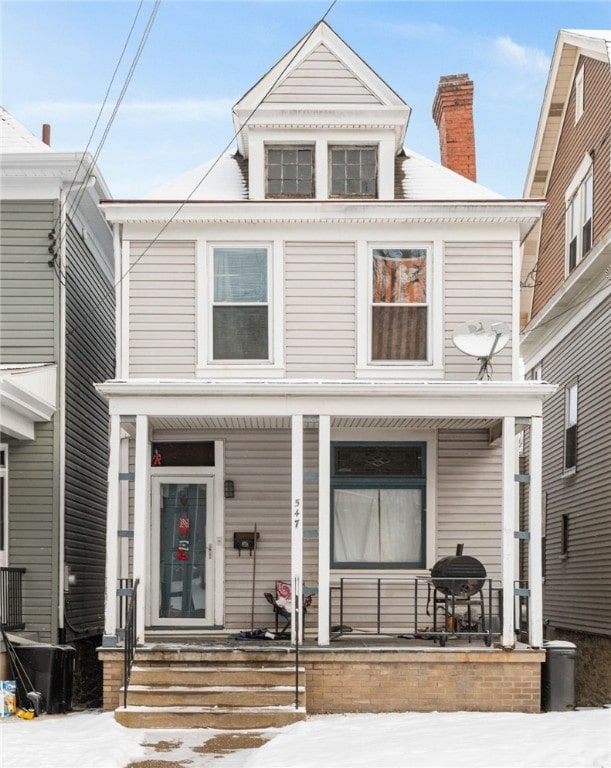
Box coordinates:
[224,480,235,499]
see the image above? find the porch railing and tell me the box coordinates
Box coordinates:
[330,576,502,646]
[0,567,26,631]
[122,579,139,710]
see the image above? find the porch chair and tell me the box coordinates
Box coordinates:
[264,580,317,637]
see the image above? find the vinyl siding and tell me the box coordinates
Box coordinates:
[0,200,57,362]
[266,44,380,104]
[532,55,611,315]
[540,296,611,637]
[285,241,356,378]
[7,421,57,642]
[444,242,513,380]
[63,220,115,639]
[129,241,196,377]
[436,429,502,579]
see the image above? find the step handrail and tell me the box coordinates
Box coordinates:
[123,578,139,709]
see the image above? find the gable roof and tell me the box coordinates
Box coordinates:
[523,29,611,198]
[0,107,52,153]
[232,21,410,156]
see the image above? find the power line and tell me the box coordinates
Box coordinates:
[64,0,339,342]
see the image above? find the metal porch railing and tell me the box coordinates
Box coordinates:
[330,575,502,647]
[0,567,26,631]
[122,578,139,710]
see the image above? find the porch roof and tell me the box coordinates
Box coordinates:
[96,378,556,422]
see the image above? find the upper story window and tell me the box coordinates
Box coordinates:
[574,66,584,123]
[266,146,314,198]
[212,246,269,361]
[329,145,377,198]
[564,382,578,473]
[371,247,428,361]
[566,159,593,273]
[0,444,7,565]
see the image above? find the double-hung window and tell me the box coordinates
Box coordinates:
[564,382,578,473]
[0,445,7,566]
[331,442,426,569]
[567,166,593,272]
[371,247,428,361]
[329,145,377,198]
[211,246,269,361]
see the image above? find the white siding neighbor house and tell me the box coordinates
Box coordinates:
[97,22,553,725]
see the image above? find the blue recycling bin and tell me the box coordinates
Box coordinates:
[14,644,75,714]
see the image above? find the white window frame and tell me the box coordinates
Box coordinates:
[197,241,284,377]
[0,444,7,566]
[574,66,584,123]
[565,154,593,274]
[356,241,443,378]
[564,381,578,475]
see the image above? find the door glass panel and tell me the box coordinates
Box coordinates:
[158,483,207,619]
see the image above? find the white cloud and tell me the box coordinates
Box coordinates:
[493,36,550,73]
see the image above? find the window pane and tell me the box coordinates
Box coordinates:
[372,306,427,360]
[266,146,313,198]
[329,145,377,197]
[214,248,267,303]
[213,306,268,359]
[333,488,423,564]
[372,249,427,303]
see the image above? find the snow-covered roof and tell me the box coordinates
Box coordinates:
[145,149,503,201]
[0,107,51,153]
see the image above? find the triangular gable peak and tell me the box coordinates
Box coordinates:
[233,21,410,158]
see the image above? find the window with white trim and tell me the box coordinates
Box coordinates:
[567,167,592,272]
[564,382,578,472]
[266,145,314,198]
[329,145,377,198]
[331,442,426,569]
[211,246,270,361]
[371,247,428,361]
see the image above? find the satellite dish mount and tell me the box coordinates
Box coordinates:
[452,318,511,380]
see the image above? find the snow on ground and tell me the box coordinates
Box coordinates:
[0,708,610,768]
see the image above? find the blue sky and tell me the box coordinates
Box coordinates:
[2,1,609,198]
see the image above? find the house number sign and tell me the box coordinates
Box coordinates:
[293,498,301,529]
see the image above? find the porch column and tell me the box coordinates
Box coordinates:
[317,415,331,646]
[528,416,543,648]
[501,416,516,647]
[291,415,304,644]
[133,414,150,643]
[103,413,121,644]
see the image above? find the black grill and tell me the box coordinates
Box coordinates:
[430,545,487,597]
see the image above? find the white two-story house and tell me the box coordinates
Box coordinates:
[97,22,553,725]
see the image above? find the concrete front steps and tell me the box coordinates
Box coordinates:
[115,654,306,728]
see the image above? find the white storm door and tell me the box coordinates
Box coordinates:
[151,477,214,626]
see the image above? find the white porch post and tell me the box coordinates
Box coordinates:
[501,416,516,647]
[317,415,331,646]
[291,415,304,644]
[133,414,150,643]
[528,416,544,648]
[103,413,121,644]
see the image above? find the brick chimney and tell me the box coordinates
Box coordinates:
[432,74,476,182]
[42,124,51,146]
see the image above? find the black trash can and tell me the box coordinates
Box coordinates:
[14,644,75,714]
[541,640,576,711]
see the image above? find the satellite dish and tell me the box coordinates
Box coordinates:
[452,318,511,380]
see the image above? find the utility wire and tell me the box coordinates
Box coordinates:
[64,0,339,342]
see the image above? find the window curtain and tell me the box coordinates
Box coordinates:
[214,248,267,303]
[333,488,422,564]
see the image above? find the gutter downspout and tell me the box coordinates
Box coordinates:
[57,186,67,644]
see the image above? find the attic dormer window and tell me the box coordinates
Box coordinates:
[266,145,314,198]
[329,145,377,198]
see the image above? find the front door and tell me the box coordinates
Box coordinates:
[151,477,214,626]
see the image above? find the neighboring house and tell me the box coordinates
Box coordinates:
[97,22,553,725]
[0,109,115,705]
[521,30,611,706]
